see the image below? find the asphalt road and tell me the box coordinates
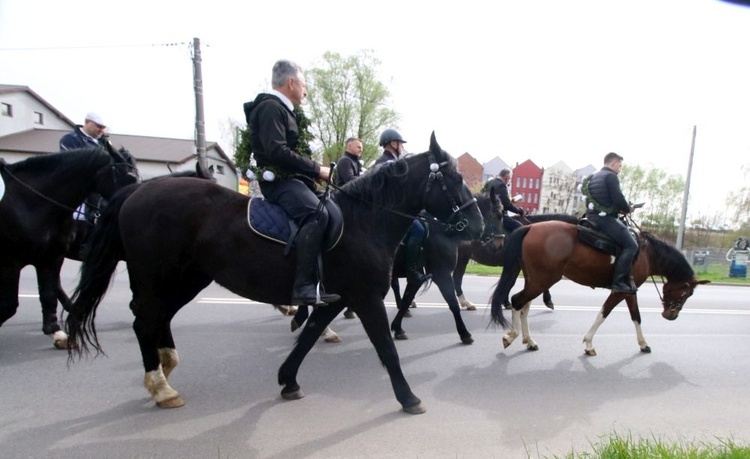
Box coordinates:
[2,261,749,458]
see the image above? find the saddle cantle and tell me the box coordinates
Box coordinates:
[247,197,343,252]
[576,219,639,258]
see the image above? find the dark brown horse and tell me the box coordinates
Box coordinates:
[0,147,138,348]
[65,133,484,414]
[490,220,709,356]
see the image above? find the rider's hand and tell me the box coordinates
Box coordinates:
[318,166,332,182]
[518,209,525,216]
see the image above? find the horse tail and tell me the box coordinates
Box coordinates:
[66,183,138,360]
[490,225,531,328]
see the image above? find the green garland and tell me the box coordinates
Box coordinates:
[581,174,619,216]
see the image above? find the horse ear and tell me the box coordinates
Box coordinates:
[429,131,441,155]
[692,279,711,285]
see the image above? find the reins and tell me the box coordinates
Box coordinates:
[0,162,78,213]
[328,154,475,234]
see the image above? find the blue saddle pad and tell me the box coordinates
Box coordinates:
[248,197,295,245]
[247,197,344,251]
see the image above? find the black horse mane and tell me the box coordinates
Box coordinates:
[524,213,579,224]
[641,232,694,281]
[9,148,109,177]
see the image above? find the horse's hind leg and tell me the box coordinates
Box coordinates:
[390,281,421,340]
[582,294,625,357]
[625,295,650,353]
[519,303,538,351]
[453,252,476,311]
[278,304,344,400]
[35,262,68,349]
[542,289,554,310]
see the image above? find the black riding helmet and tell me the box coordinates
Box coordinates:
[379,128,407,147]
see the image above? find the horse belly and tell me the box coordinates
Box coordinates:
[562,245,613,288]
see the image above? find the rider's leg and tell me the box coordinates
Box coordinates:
[405,220,429,285]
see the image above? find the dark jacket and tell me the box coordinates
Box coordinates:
[488,177,522,215]
[586,166,630,217]
[373,150,398,166]
[334,152,362,186]
[59,126,104,151]
[243,93,319,189]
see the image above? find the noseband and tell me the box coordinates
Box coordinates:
[423,153,476,234]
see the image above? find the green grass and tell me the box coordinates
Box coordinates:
[543,432,750,459]
[464,262,750,286]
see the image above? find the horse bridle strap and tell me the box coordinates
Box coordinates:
[423,155,475,233]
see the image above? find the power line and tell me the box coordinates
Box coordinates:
[0,42,190,52]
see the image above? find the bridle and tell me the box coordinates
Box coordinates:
[328,151,477,234]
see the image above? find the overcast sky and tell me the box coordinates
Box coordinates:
[1,0,749,219]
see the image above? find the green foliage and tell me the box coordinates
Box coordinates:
[727,164,750,227]
[305,50,398,166]
[620,163,685,241]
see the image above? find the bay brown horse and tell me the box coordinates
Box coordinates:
[65,133,484,414]
[490,220,709,356]
[0,147,138,348]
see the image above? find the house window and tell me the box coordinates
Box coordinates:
[216,165,225,175]
[1,103,11,117]
[33,111,43,125]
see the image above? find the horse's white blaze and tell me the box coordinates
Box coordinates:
[158,348,179,379]
[144,366,179,403]
[582,312,606,353]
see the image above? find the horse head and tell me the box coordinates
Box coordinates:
[95,143,140,199]
[661,278,711,320]
[418,132,484,241]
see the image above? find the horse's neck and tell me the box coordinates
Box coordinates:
[14,159,100,211]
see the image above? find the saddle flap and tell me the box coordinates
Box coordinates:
[247,197,343,252]
[576,223,620,256]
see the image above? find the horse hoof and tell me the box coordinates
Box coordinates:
[502,337,511,349]
[404,310,412,318]
[584,349,597,357]
[156,395,186,408]
[527,344,539,351]
[290,319,300,332]
[410,301,417,308]
[394,331,408,340]
[461,335,474,345]
[403,402,426,415]
[324,334,342,344]
[53,338,68,350]
[641,346,652,353]
[281,388,305,400]
[343,310,356,319]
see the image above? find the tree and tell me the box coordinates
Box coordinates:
[305,50,398,166]
[727,163,750,230]
[619,164,685,240]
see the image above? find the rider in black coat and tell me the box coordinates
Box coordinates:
[584,152,638,295]
[486,168,525,235]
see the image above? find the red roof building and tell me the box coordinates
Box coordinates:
[456,152,484,191]
[512,159,544,214]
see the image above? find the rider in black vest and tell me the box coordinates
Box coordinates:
[486,168,525,235]
[584,152,638,295]
[374,128,430,285]
[243,59,339,306]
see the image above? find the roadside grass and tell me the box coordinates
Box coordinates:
[464,262,750,286]
[538,432,750,458]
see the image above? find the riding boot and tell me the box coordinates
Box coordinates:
[611,251,637,295]
[405,233,430,285]
[291,216,340,306]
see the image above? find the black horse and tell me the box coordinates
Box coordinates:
[387,209,580,343]
[65,133,484,414]
[0,147,138,348]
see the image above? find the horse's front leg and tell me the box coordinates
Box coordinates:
[452,251,476,311]
[502,300,522,349]
[433,270,473,344]
[358,297,424,414]
[625,295,650,353]
[278,304,343,400]
[390,281,420,340]
[582,294,624,356]
[35,262,68,349]
[519,302,538,351]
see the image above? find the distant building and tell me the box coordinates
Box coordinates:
[539,160,579,215]
[482,156,512,183]
[512,159,543,214]
[0,84,238,190]
[456,152,483,190]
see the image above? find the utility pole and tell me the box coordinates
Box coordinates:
[192,37,207,171]
[676,125,697,250]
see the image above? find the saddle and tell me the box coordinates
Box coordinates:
[247,196,343,252]
[576,218,639,258]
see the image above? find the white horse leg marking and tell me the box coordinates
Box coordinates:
[582,312,606,356]
[321,326,341,343]
[502,308,521,348]
[519,303,538,350]
[458,294,477,311]
[632,320,651,352]
[158,348,180,379]
[144,365,184,408]
[49,330,68,349]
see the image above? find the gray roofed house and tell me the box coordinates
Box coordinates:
[481,156,512,183]
[0,84,238,190]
